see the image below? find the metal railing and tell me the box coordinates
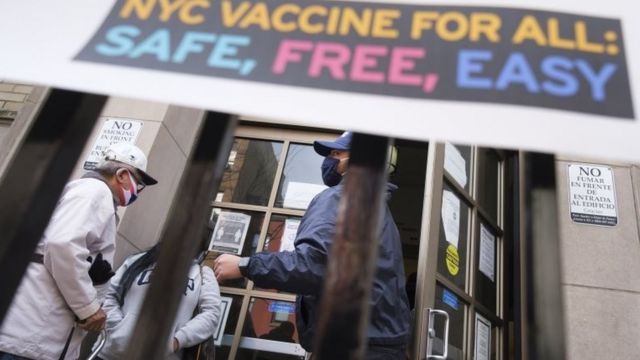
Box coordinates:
[0,89,565,360]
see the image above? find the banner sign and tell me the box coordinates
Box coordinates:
[0,0,639,161]
[77,0,633,119]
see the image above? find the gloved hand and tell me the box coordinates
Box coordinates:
[86,253,115,285]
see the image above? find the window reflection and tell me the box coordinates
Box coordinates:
[276,144,326,209]
[477,148,500,222]
[262,215,301,254]
[242,298,298,342]
[212,294,243,360]
[254,214,302,294]
[218,139,283,206]
[236,298,303,360]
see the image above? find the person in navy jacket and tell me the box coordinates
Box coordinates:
[214,132,410,359]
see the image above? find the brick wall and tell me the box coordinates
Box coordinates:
[0,81,34,121]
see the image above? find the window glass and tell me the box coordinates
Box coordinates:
[208,208,265,289]
[434,284,466,360]
[241,298,298,341]
[477,148,499,222]
[475,221,498,313]
[473,312,498,360]
[236,297,303,359]
[275,143,327,210]
[262,215,302,254]
[253,214,303,294]
[213,294,244,359]
[217,138,283,206]
[437,183,469,290]
[388,143,428,262]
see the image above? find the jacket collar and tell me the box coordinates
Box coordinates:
[82,170,119,211]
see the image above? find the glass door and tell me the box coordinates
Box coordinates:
[204,124,337,359]
[414,143,510,360]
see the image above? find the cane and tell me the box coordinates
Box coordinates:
[86,329,108,360]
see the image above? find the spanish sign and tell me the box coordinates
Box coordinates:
[0,0,639,161]
[568,163,617,226]
[77,0,632,118]
[83,117,143,170]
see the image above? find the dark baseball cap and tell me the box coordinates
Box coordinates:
[313,131,352,156]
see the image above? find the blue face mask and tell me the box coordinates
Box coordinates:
[321,157,343,187]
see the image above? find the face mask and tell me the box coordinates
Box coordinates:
[321,157,343,187]
[117,170,138,206]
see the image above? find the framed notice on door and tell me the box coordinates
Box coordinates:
[474,313,491,360]
[213,296,232,346]
[208,212,251,254]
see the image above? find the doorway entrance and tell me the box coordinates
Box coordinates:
[412,144,517,360]
[208,123,516,360]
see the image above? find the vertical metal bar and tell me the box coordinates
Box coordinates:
[0,89,106,323]
[313,133,391,360]
[503,152,523,360]
[414,142,444,360]
[126,112,237,359]
[523,152,566,360]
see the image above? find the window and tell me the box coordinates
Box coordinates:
[205,128,336,359]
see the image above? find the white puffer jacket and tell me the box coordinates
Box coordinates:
[98,254,222,360]
[0,178,117,360]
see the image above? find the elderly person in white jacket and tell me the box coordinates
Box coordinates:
[0,143,158,360]
[95,244,221,360]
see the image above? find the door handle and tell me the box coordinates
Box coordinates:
[425,308,450,359]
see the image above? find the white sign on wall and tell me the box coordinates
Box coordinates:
[83,117,143,170]
[568,164,617,226]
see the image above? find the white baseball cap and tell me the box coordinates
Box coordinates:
[102,142,158,185]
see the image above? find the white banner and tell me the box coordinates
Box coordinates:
[0,0,638,161]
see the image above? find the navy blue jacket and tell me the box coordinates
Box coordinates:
[245,182,411,351]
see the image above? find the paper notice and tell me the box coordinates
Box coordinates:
[479,224,495,282]
[208,212,251,255]
[474,313,491,360]
[441,190,461,248]
[445,143,468,189]
[280,218,300,252]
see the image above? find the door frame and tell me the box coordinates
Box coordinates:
[413,142,445,359]
[412,143,516,360]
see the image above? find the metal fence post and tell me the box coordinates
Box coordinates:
[125,111,237,359]
[313,133,391,360]
[0,89,106,323]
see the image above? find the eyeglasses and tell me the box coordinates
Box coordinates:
[135,180,146,193]
[118,168,146,193]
